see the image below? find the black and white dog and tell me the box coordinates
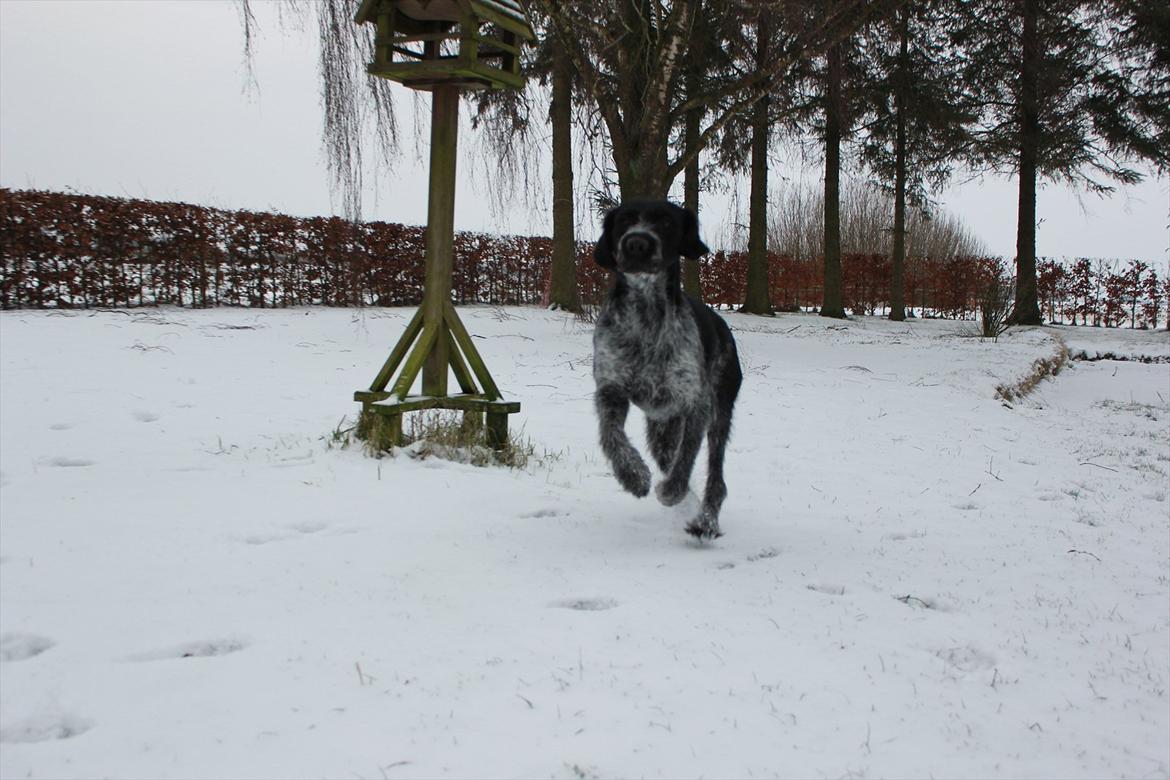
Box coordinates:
[592,200,742,540]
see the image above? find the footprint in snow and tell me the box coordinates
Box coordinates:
[131,410,160,423]
[883,530,926,542]
[48,422,74,431]
[550,597,619,612]
[0,714,93,744]
[47,457,95,468]
[125,638,247,662]
[244,522,327,544]
[806,583,846,596]
[244,532,292,545]
[0,633,55,662]
[717,546,781,570]
[936,644,996,672]
[271,452,315,468]
[519,508,562,519]
[894,594,953,611]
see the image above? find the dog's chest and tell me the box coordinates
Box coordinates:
[593,307,704,416]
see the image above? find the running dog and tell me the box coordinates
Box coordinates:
[591,199,742,539]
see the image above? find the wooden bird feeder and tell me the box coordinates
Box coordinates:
[355,0,533,91]
[352,0,534,451]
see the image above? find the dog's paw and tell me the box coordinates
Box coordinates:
[655,479,689,507]
[615,458,651,498]
[685,516,723,541]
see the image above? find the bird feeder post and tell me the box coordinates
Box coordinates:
[351,0,534,452]
[421,84,459,398]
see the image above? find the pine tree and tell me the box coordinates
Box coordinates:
[958,0,1170,325]
[858,0,973,322]
[741,12,776,316]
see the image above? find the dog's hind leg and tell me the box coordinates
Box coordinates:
[687,362,741,539]
[596,385,651,497]
[656,414,705,508]
[645,416,682,473]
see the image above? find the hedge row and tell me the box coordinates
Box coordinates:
[2,188,1165,328]
[0,188,607,310]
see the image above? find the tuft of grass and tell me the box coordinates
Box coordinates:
[354,408,533,468]
[324,416,355,450]
[573,304,601,325]
[995,338,1071,403]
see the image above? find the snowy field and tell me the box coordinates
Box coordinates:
[1,305,1167,780]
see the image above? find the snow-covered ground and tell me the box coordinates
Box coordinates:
[1,306,1167,779]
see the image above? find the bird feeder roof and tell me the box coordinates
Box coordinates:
[355,0,535,41]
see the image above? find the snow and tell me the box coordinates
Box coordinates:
[1,306,1167,779]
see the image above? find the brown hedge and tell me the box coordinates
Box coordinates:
[2,188,1164,328]
[0,188,610,310]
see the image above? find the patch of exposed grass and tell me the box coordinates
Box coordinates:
[323,416,356,450]
[573,304,601,326]
[354,408,533,468]
[995,337,1071,403]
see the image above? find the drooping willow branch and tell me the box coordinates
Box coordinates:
[237,0,398,220]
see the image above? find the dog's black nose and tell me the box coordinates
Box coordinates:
[622,233,651,259]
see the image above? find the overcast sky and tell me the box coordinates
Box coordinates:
[2,0,1167,263]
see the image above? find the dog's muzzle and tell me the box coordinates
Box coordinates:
[618,229,661,272]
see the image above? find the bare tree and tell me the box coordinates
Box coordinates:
[768,178,985,260]
[531,0,887,200]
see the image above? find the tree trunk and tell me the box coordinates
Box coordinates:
[888,7,909,322]
[682,65,703,300]
[821,41,847,319]
[549,46,580,312]
[1013,0,1043,325]
[619,151,672,201]
[614,1,669,201]
[742,15,773,315]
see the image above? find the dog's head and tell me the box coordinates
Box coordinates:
[594,200,709,277]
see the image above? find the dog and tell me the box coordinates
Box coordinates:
[592,199,742,540]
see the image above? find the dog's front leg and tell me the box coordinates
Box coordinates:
[686,414,732,540]
[655,414,704,507]
[595,385,651,497]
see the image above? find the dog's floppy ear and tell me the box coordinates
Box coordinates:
[679,206,709,260]
[594,208,618,269]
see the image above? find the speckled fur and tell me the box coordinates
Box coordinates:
[592,200,743,539]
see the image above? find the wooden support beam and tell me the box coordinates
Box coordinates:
[485,412,509,451]
[443,299,501,400]
[355,391,520,415]
[391,320,439,399]
[381,411,404,448]
[446,328,478,394]
[368,307,424,392]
